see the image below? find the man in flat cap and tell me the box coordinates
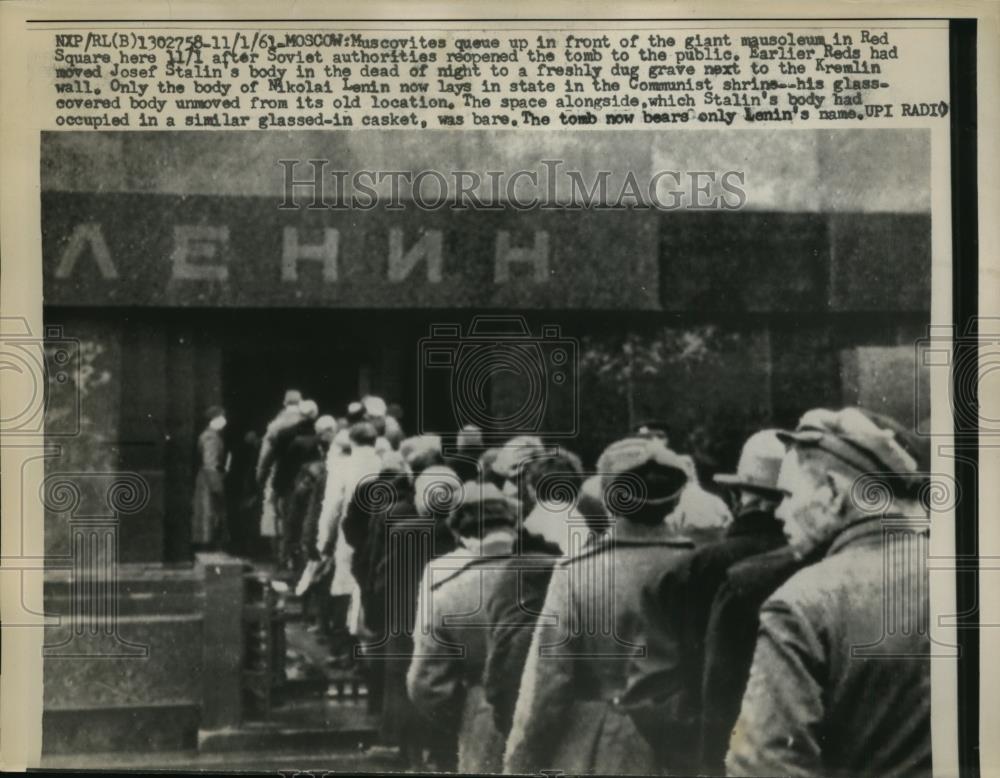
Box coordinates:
[504,437,694,775]
[727,407,931,778]
[638,430,791,773]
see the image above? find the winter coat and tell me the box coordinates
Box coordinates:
[287,457,326,560]
[366,494,456,753]
[256,406,304,485]
[699,542,821,774]
[407,533,521,774]
[503,519,695,775]
[349,470,411,636]
[191,427,226,545]
[272,426,320,497]
[727,514,932,778]
[342,466,406,624]
[482,529,563,738]
[637,510,787,772]
[316,444,383,597]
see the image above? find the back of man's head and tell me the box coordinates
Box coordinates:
[523,450,584,505]
[349,421,378,448]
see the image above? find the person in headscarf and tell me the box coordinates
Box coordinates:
[663,454,733,546]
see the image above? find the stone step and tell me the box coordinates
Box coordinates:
[200,695,378,754]
[41,744,404,772]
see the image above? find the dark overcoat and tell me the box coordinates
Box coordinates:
[482,530,562,738]
[503,520,694,776]
[191,427,226,545]
[407,534,520,774]
[639,509,788,772]
[366,494,456,758]
[699,542,819,774]
[727,515,932,777]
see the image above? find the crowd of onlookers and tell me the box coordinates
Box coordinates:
[193,390,932,776]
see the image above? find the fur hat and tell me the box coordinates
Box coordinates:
[448,481,517,537]
[597,437,689,520]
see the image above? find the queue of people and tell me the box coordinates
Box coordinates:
[192,391,932,776]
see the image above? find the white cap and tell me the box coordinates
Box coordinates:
[362,395,387,418]
[314,415,337,435]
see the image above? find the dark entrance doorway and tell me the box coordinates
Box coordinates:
[222,333,363,439]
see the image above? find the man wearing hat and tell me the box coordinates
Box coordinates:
[648,430,785,771]
[727,407,931,778]
[632,419,670,442]
[504,437,694,776]
[255,389,304,483]
[407,481,521,773]
[270,399,322,570]
[623,431,788,773]
[256,389,306,552]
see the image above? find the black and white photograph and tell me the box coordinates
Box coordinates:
[0,8,994,777]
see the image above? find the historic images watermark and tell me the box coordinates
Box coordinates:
[277,158,748,211]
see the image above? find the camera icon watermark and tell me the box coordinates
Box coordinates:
[0,317,81,437]
[915,317,1000,437]
[417,315,579,441]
